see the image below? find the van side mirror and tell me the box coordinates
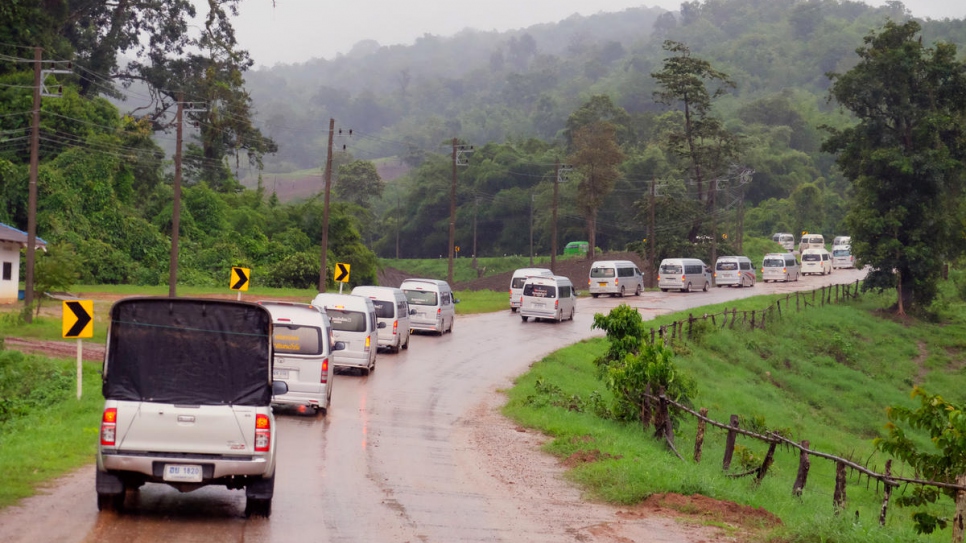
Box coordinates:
[409,308,417,315]
[377,322,386,329]
[332,341,346,351]
[272,380,289,395]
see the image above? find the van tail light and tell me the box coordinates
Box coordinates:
[713,272,718,278]
[364,335,371,352]
[555,299,559,309]
[255,414,271,452]
[436,308,441,318]
[393,320,398,335]
[100,408,117,446]
[613,277,618,286]
[681,275,686,282]
[321,358,329,384]
[657,274,662,281]
[783,267,788,273]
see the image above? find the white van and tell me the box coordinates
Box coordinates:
[832,245,855,269]
[714,256,756,288]
[311,293,381,375]
[658,258,712,292]
[520,275,576,323]
[259,301,344,415]
[400,278,457,335]
[799,234,825,253]
[761,253,800,282]
[509,268,553,312]
[833,236,851,247]
[588,260,644,297]
[351,286,412,353]
[801,248,832,275]
[771,233,795,251]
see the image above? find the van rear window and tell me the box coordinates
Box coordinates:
[833,249,851,257]
[511,277,528,289]
[802,254,820,261]
[273,324,323,355]
[371,300,394,319]
[523,284,556,298]
[660,264,682,274]
[590,267,615,278]
[326,309,366,332]
[716,262,738,271]
[403,289,438,306]
[763,259,784,267]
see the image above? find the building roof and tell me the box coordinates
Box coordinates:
[0,223,48,249]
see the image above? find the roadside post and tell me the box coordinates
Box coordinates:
[62,300,93,399]
[334,262,350,293]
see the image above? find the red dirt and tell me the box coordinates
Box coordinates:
[634,492,783,531]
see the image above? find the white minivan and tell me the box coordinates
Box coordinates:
[520,275,576,323]
[832,245,855,269]
[799,234,826,253]
[351,285,412,353]
[771,233,795,251]
[588,260,644,297]
[658,258,712,292]
[801,248,832,275]
[400,278,457,335]
[714,256,756,288]
[509,267,553,312]
[311,293,381,375]
[762,253,800,282]
[259,301,344,415]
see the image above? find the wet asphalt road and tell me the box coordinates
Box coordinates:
[0,268,867,542]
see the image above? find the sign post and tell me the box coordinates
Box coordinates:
[62,300,93,399]
[230,267,250,300]
[334,262,350,294]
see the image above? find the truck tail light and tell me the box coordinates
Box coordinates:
[100,408,117,446]
[255,414,271,452]
[321,358,328,384]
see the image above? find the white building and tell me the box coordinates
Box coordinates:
[0,223,47,303]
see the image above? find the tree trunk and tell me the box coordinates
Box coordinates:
[587,211,597,260]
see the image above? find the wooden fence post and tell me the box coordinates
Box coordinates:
[827,285,833,305]
[855,279,860,297]
[756,439,778,486]
[879,459,893,527]
[722,415,740,471]
[776,300,782,319]
[731,308,737,328]
[688,313,694,339]
[953,473,966,541]
[760,308,767,330]
[694,407,708,463]
[796,291,800,312]
[793,440,810,497]
[812,289,816,303]
[821,286,826,307]
[751,310,756,329]
[710,313,716,326]
[650,328,656,345]
[836,283,840,302]
[833,461,847,513]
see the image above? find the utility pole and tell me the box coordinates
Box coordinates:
[395,192,401,259]
[710,176,718,286]
[529,193,534,267]
[318,118,335,292]
[472,196,478,269]
[169,96,184,297]
[550,161,572,274]
[447,139,473,285]
[24,47,41,322]
[649,177,657,289]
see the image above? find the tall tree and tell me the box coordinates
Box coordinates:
[568,121,625,259]
[823,20,966,315]
[651,40,740,240]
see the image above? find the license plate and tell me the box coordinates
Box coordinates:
[163,464,203,482]
[273,368,289,379]
[598,282,607,287]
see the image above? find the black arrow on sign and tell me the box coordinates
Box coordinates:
[334,263,349,282]
[65,301,92,337]
[232,267,249,290]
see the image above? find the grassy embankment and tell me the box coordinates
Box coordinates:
[502,273,966,542]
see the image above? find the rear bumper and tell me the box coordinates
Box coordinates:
[410,318,443,332]
[99,451,271,480]
[272,388,327,408]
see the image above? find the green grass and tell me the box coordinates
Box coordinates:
[503,281,966,542]
[454,290,508,314]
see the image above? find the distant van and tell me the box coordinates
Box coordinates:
[259,301,345,414]
[761,253,800,283]
[832,245,855,269]
[833,236,851,247]
[400,278,457,335]
[771,233,795,251]
[658,258,712,293]
[351,286,412,353]
[311,293,381,375]
[520,275,576,323]
[509,268,553,312]
[563,241,589,256]
[801,248,832,275]
[799,234,825,253]
[588,260,644,297]
[714,256,756,288]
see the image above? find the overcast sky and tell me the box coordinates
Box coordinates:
[225,0,966,68]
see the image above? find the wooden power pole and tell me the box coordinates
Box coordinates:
[24,47,41,322]
[318,118,335,292]
[168,96,184,297]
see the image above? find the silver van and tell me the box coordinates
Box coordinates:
[799,234,825,253]
[96,298,287,517]
[259,301,344,415]
[311,293,381,375]
[658,258,712,292]
[771,233,795,251]
[588,260,644,297]
[519,275,576,323]
[762,252,800,282]
[509,267,553,312]
[400,278,457,335]
[832,245,855,269]
[714,256,756,288]
[351,285,412,353]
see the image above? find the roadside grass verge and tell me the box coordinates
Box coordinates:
[0,350,102,508]
[503,284,966,542]
[454,290,507,314]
